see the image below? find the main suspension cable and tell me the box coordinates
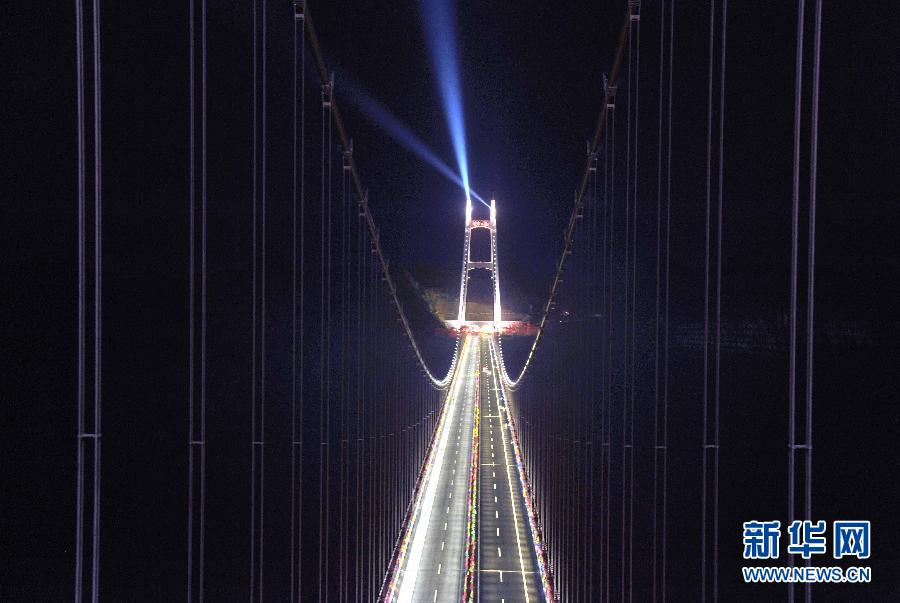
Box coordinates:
[496,5,633,389]
[302,6,459,389]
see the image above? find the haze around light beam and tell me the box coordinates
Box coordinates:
[419,0,479,205]
[340,76,488,206]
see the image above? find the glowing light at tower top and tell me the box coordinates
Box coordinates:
[420,0,487,207]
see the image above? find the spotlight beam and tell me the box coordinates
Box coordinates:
[420,0,478,204]
[340,78,487,205]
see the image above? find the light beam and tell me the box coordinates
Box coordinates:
[420,0,483,205]
[341,77,487,204]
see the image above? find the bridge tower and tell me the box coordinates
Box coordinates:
[455,197,503,328]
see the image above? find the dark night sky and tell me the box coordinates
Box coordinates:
[312,1,621,285]
[2,0,898,599]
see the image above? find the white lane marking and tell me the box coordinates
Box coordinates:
[496,510,499,518]
[494,483,497,490]
[441,541,445,551]
[437,563,442,575]
[396,336,473,603]
[500,572,503,583]
[498,547,502,557]
[433,589,438,602]
[443,522,447,530]
[497,527,500,536]
[489,337,531,603]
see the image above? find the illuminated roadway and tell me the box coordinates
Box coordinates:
[393,334,544,602]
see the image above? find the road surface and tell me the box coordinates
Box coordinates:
[393,334,544,602]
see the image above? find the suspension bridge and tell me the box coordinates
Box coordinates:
[36,0,894,601]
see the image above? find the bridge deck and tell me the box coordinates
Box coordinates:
[395,335,544,602]
[476,338,543,602]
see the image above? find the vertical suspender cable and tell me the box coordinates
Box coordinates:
[787,2,804,592]
[200,0,208,596]
[713,5,727,600]
[604,100,615,603]
[600,114,608,603]
[291,2,305,599]
[74,0,86,591]
[356,191,365,603]
[354,187,363,603]
[74,1,102,600]
[589,147,599,599]
[187,0,207,598]
[652,2,674,600]
[787,4,822,599]
[325,73,334,601]
[622,11,634,597]
[74,0,87,593]
[662,2,674,599]
[371,254,378,597]
[188,1,197,595]
[629,10,640,596]
[702,2,726,599]
[91,0,103,590]
[586,167,594,600]
[622,34,632,602]
[378,269,385,577]
[368,251,375,597]
[802,3,822,600]
[261,4,268,592]
[249,0,267,598]
[319,73,333,602]
[652,2,666,599]
[701,2,714,600]
[339,138,350,603]
[366,252,373,598]
[363,228,371,600]
[250,0,257,591]
[355,193,360,602]
[339,150,346,603]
